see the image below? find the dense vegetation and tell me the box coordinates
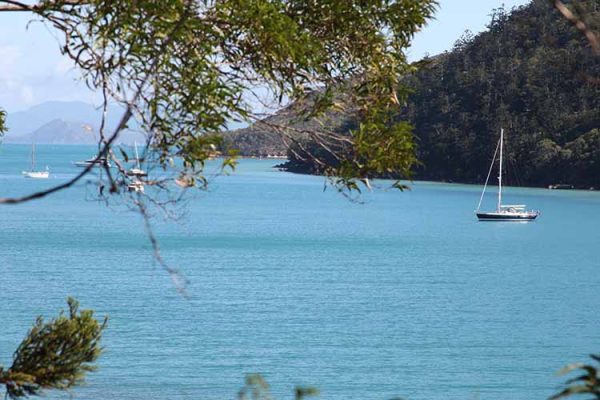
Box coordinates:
[405,0,600,188]
[239,0,600,189]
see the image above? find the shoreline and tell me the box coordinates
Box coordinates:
[274,163,599,192]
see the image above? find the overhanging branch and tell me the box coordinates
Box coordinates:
[553,0,600,55]
[0,0,84,12]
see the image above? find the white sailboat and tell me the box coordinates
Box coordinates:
[476,128,540,221]
[22,143,49,179]
[126,141,146,193]
[126,141,147,177]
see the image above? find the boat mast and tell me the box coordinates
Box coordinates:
[31,143,35,171]
[134,141,140,169]
[476,138,500,212]
[497,128,504,211]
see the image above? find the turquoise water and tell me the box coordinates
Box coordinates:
[0,144,598,400]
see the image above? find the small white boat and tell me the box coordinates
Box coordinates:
[475,128,540,221]
[23,169,50,179]
[126,167,147,177]
[22,143,49,179]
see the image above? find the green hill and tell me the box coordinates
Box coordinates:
[226,0,600,188]
[404,0,600,188]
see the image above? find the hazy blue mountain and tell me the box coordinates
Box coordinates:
[5,101,119,136]
[5,119,98,145]
[3,101,143,145]
[4,100,243,145]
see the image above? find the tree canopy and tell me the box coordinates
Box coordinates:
[0,0,437,202]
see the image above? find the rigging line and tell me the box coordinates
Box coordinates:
[477,137,501,212]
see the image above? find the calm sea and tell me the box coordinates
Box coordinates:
[0,144,598,400]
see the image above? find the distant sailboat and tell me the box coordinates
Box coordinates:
[22,143,49,179]
[126,141,147,177]
[476,128,540,221]
[126,142,146,193]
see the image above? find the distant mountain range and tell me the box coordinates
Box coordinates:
[9,119,98,145]
[3,101,144,145]
[3,100,248,145]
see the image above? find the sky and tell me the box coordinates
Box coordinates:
[0,0,531,113]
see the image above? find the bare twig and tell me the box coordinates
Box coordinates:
[136,197,190,298]
[553,0,600,55]
[0,0,83,12]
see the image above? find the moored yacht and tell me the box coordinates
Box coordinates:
[126,141,147,177]
[476,205,539,221]
[475,128,540,221]
[22,143,49,179]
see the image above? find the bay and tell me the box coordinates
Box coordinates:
[0,144,598,400]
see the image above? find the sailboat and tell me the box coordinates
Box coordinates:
[126,141,147,177]
[475,128,540,221]
[22,143,49,179]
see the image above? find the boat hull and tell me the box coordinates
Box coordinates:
[22,171,49,179]
[476,212,538,221]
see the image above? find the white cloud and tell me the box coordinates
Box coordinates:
[0,46,94,112]
[0,16,95,112]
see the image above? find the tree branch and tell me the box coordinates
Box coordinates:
[0,0,84,12]
[136,198,190,298]
[553,0,600,55]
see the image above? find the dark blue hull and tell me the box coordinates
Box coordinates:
[477,212,538,221]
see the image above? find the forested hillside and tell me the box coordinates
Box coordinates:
[229,0,600,188]
[404,0,600,188]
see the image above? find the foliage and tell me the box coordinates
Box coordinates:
[0,0,437,198]
[550,354,600,399]
[0,108,6,134]
[238,374,319,400]
[0,298,106,399]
